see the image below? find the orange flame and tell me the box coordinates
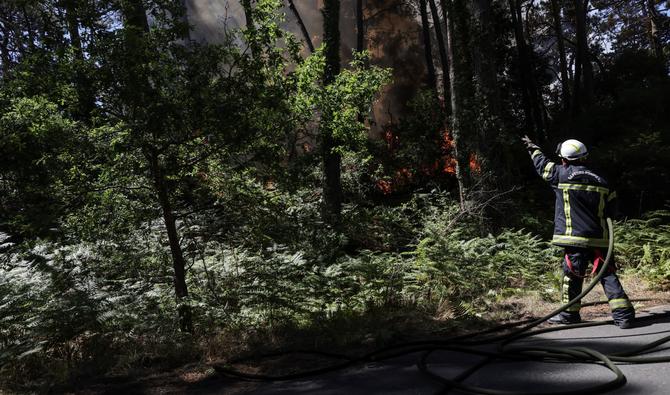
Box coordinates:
[469,153,481,174]
[441,130,457,175]
[441,130,454,151]
[443,157,457,175]
[376,179,392,195]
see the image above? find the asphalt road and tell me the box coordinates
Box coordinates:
[226,305,670,395]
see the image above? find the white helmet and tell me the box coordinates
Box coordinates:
[558,139,588,160]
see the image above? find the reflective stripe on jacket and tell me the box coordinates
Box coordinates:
[530,149,617,248]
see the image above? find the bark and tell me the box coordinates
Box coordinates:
[0,33,8,78]
[550,0,570,112]
[121,0,192,332]
[573,0,593,114]
[287,0,314,53]
[469,0,500,112]
[646,0,664,64]
[63,0,96,119]
[420,0,437,93]
[241,0,259,56]
[443,0,469,208]
[0,13,10,78]
[468,0,509,186]
[356,0,364,53]
[121,0,149,33]
[428,0,450,109]
[63,0,81,55]
[178,0,191,41]
[509,0,545,139]
[322,0,343,223]
[22,6,35,51]
[150,151,193,333]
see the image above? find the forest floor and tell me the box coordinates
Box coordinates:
[66,274,669,395]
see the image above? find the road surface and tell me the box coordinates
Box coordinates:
[80,305,670,394]
[230,305,670,394]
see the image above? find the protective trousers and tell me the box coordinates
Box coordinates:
[561,246,635,323]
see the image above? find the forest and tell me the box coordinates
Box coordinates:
[0,0,669,392]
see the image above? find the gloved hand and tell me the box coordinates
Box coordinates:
[521,135,540,151]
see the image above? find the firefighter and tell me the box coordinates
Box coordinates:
[522,136,635,328]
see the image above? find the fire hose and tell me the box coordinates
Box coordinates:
[214,218,670,394]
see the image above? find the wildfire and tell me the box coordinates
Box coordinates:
[442,130,457,175]
[442,130,481,175]
[376,179,393,195]
[469,153,481,174]
[441,130,454,151]
[443,157,457,175]
[374,128,481,195]
[383,128,399,152]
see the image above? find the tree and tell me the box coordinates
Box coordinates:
[509,0,546,138]
[573,0,594,114]
[114,0,193,332]
[551,0,571,112]
[287,0,315,53]
[321,0,343,223]
[428,0,450,105]
[443,0,471,207]
[356,0,365,53]
[419,0,437,93]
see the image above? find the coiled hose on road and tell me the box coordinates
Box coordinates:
[214,219,670,394]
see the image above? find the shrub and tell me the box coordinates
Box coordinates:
[404,195,559,315]
[615,210,670,287]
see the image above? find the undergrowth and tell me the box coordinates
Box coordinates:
[1,192,668,391]
[615,210,670,287]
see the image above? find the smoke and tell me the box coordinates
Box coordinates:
[364,0,426,135]
[184,0,244,43]
[183,0,428,135]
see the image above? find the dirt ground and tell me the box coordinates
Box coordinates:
[66,275,669,395]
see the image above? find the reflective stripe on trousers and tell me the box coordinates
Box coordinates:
[560,247,634,321]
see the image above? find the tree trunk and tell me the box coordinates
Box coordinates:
[0,13,11,78]
[149,151,193,333]
[121,0,193,332]
[287,0,314,53]
[241,0,259,56]
[443,0,469,208]
[63,0,96,119]
[322,0,343,223]
[550,0,570,112]
[22,6,35,52]
[178,0,191,41]
[420,0,437,93]
[428,0,450,109]
[509,0,545,139]
[356,0,365,53]
[645,0,664,65]
[573,0,593,113]
[551,0,570,113]
[468,0,500,114]
[468,0,509,186]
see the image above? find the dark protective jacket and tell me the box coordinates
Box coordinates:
[530,149,617,248]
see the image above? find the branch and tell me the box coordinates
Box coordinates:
[286,0,314,53]
[541,21,607,75]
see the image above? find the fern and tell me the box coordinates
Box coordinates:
[616,211,670,286]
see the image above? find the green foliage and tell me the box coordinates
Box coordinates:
[615,211,670,286]
[1,0,669,390]
[290,49,391,154]
[0,96,80,236]
[325,53,392,153]
[405,195,559,314]
[389,90,445,170]
[0,229,186,387]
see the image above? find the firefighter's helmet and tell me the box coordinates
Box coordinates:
[557,139,588,160]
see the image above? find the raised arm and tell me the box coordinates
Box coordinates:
[521,135,559,185]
